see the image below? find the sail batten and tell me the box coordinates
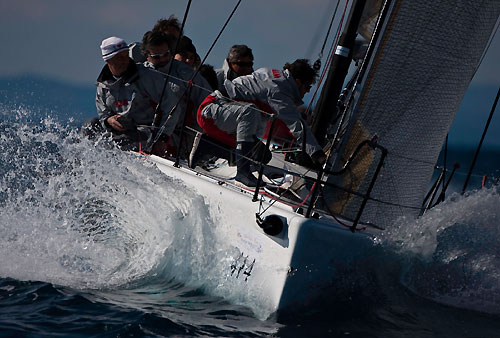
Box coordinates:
[325,0,500,227]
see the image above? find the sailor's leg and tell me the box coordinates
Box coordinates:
[233,104,269,187]
[189,102,237,168]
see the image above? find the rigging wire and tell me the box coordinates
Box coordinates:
[304,0,351,118]
[149,0,243,149]
[461,86,500,194]
[152,0,193,128]
[313,0,342,71]
[319,0,342,58]
[196,0,243,73]
[258,181,317,217]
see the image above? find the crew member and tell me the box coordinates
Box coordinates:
[216,45,254,97]
[81,36,183,156]
[191,60,326,186]
[141,31,211,156]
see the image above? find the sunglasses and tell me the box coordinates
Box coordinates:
[232,61,253,67]
[149,50,170,59]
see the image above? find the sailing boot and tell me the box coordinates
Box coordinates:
[234,142,265,187]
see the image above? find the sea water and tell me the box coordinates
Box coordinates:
[1,106,500,337]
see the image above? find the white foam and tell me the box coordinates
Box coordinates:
[378,188,500,314]
[0,116,275,318]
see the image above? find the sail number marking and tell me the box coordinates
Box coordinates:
[230,252,255,282]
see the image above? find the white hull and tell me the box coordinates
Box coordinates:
[150,155,376,315]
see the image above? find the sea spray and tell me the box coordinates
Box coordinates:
[0,112,276,319]
[377,187,500,314]
[0,115,212,289]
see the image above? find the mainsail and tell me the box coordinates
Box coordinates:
[324,0,500,227]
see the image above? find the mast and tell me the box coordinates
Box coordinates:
[311,0,367,146]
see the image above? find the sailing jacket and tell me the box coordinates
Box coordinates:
[129,42,146,63]
[95,60,182,136]
[224,68,322,157]
[215,59,239,97]
[144,59,212,118]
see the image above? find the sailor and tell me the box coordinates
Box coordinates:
[198,64,219,92]
[193,53,202,70]
[152,15,182,39]
[141,31,210,112]
[81,36,183,156]
[141,31,212,156]
[227,59,326,165]
[188,64,238,172]
[216,45,254,97]
[191,93,272,186]
[191,60,326,186]
[174,36,198,69]
[151,17,200,70]
[129,16,182,63]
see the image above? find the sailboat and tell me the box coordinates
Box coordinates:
[146,0,499,316]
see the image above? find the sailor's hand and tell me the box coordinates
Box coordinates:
[106,115,125,132]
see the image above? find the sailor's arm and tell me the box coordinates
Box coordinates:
[96,88,125,132]
[270,92,325,162]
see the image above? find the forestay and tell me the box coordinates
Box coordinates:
[324,0,500,227]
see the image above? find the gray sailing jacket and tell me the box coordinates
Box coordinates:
[144,59,212,114]
[95,60,182,136]
[224,68,322,157]
[215,59,239,97]
[129,42,146,63]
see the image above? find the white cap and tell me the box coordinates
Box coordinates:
[100,36,129,61]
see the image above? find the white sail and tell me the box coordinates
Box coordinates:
[325,0,500,228]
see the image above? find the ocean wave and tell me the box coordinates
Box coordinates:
[377,187,500,314]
